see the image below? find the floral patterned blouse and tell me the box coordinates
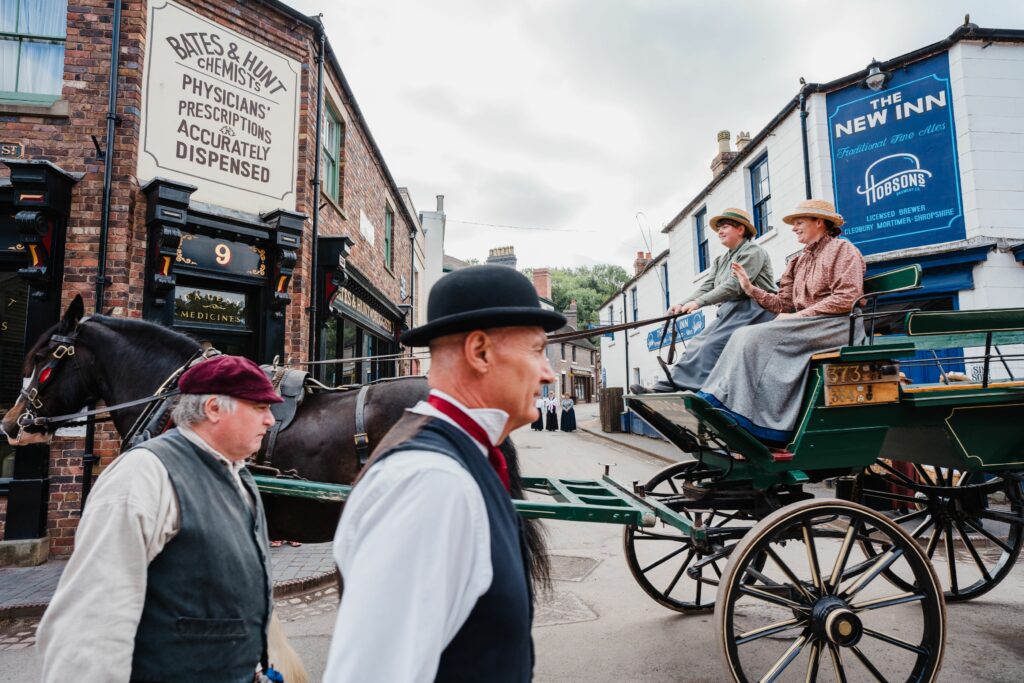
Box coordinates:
[750,235,866,317]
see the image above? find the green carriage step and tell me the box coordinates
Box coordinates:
[905,308,1024,336]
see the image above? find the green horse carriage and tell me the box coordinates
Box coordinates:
[257,265,1024,682]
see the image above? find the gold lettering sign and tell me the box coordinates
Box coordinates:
[333,288,395,334]
[173,286,248,328]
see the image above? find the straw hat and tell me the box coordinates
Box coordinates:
[708,208,756,239]
[782,199,845,235]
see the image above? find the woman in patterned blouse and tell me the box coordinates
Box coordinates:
[696,199,866,444]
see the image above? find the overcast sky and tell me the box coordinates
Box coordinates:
[285,0,1023,271]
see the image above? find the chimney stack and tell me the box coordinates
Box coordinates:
[633,250,653,275]
[436,195,445,212]
[735,130,751,151]
[563,299,578,329]
[532,267,552,301]
[711,130,738,177]
[486,245,517,269]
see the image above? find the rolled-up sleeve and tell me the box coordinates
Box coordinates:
[798,242,866,317]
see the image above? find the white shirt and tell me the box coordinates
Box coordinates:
[36,426,254,683]
[323,389,509,683]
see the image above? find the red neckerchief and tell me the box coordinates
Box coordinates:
[427,394,511,492]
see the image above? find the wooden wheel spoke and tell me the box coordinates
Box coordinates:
[738,585,811,612]
[875,460,920,488]
[640,543,689,574]
[862,627,928,655]
[828,642,848,683]
[955,521,993,582]
[662,549,695,597]
[737,617,803,645]
[694,563,704,605]
[850,645,891,683]
[667,477,680,494]
[913,464,937,487]
[943,522,959,594]
[759,633,808,683]
[851,591,925,612]
[924,523,943,559]
[978,508,1024,528]
[804,640,820,683]
[860,488,924,507]
[764,546,816,603]
[634,530,688,542]
[890,507,929,528]
[828,520,859,594]
[802,521,824,593]
[841,548,904,602]
[910,516,934,541]
[963,517,1014,554]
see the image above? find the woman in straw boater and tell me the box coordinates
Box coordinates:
[696,199,866,443]
[631,208,777,394]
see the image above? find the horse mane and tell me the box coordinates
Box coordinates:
[86,315,202,358]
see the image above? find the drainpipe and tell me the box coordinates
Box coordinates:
[83,0,123,511]
[407,227,416,374]
[621,291,631,434]
[307,18,326,363]
[799,89,812,200]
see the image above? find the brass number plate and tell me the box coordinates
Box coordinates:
[823,362,900,407]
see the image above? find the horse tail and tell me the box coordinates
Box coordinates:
[267,611,309,683]
[502,438,552,596]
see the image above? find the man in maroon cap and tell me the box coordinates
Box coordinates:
[39,355,283,683]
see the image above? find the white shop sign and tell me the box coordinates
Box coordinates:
[138,0,301,212]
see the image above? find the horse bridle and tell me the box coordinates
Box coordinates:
[16,330,87,431]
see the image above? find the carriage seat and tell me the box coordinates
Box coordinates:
[904,308,1024,336]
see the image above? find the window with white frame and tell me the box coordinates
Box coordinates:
[1,0,67,102]
[630,287,638,322]
[694,207,709,272]
[322,102,343,203]
[750,153,772,237]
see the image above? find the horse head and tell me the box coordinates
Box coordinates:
[2,295,98,445]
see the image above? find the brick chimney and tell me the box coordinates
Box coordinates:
[735,130,751,151]
[710,130,738,177]
[486,245,517,269]
[533,267,552,301]
[633,250,653,275]
[563,299,578,329]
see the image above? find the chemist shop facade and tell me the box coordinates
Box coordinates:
[0,0,414,555]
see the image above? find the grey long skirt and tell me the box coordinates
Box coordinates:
[658,298,776,391]
[697,315,864,443]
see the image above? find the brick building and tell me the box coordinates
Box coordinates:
[0,0,419,558]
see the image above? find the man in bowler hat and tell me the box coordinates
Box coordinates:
[38,355,283,682]
[324,265,563,682]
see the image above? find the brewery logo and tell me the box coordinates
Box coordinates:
[856,153,933,207]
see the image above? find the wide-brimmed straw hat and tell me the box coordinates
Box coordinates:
[400,265,566,347]
[708,208,756,240]
[783,199,845,234]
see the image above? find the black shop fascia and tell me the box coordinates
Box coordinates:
[317,235,406,386]
[141,178,303,362]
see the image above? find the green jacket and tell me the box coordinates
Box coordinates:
[685,239,777,307]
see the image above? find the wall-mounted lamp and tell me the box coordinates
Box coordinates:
[862,59,891,91]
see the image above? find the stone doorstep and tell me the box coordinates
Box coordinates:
[0,537,50,568]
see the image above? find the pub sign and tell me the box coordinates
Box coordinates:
[137,0,301,213]
[827,52,965,256]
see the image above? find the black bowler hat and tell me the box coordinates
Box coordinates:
[401,265,567,347]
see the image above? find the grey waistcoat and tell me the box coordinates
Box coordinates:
[130,429,272,683]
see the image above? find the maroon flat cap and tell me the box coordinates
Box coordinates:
[179,355,283,404]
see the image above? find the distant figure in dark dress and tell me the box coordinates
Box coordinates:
[559,394,577,432]
[531,397,545,431]
[544,396,558,431]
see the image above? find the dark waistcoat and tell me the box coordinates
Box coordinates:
[366,414,534,683]
[130,429,272,683]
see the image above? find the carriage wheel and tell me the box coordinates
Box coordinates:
[716,499,945,683]
[623,460,760,612]
[858,461,1024,601]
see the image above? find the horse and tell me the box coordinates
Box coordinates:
[1,295,549,588]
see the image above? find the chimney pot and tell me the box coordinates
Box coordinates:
[735,131,751,151]
[436,195,445,212]
[717,130,731,153]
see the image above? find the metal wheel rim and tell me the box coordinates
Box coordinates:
[715,499,945,683]
[858,462,1024,601]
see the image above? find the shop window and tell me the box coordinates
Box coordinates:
[384,206,394,271]
[750,153,772,237]
[173,286,248,328]
[694,207,709,272]
[0,0,67,102]
[322,102,344,203]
